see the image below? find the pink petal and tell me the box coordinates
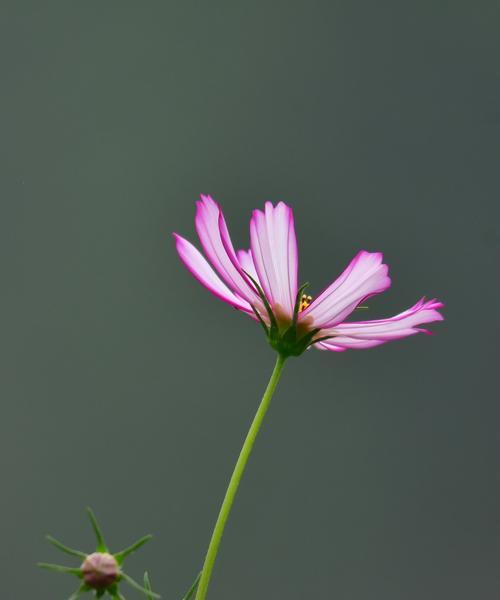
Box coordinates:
[173,233,253,313]
[249,201,298,318]
[300,251,391,328]
[318,338,386,351]
[232,248,272,323]
[316,298,444,351]
[315,341,347,352]
[236,249,259,283]
[195,195,258,304]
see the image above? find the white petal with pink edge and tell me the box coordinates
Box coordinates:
[300,251,391,329]
[315,298,444,351]
[236,249,259,283]
[249,201,298,318]
[195,195,258,304]
[173,233,253,313]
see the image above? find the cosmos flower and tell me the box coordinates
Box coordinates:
[174,195,443,356]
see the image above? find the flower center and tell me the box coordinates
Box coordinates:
[299,294,312,312]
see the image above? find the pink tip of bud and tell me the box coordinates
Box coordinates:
[81,552,119,589]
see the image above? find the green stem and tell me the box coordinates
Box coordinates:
[195,353,287,600]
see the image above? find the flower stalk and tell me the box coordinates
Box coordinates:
[195,353,287,600]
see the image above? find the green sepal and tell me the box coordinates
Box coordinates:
[307,334,334,348]
[292,282,310,326]
[250,304,269,335]
[182,572,201,600]
[143,572,154,600]
[115,534,153,564]
[37,563,83,577]
[269,323,321,358]
[121,572,161,598]
[296,328,321,349]
[86,507,108,552]
[242,270,278,335]
[105,585,117,598]
[46,534,87,559]
[68,583,90,600]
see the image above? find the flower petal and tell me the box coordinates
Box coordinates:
[173,233,252,312]
[195,195,257,304]
[315,341,347,352]
[300,251,391,328]
[236,249,259,283]
[316,298,444,351]
[249,201,298,318]
[317,338,387,351]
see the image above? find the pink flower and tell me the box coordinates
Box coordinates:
[174,196,443,356]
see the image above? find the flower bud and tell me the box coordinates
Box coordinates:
[81,552,119,589]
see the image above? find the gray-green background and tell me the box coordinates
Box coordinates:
[2,2,499,599]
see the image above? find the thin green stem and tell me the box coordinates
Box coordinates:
[195,353,287,600]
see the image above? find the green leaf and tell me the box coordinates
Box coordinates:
[182,572,201,600]
[114,534,152,564]
[37,562,82,577]
[121,572,161,598]
[46,535,87,559]
[86,507,108,552]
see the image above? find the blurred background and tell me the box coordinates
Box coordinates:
[2,2,499,598]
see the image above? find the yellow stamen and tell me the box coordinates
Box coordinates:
[299,294,313,312]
